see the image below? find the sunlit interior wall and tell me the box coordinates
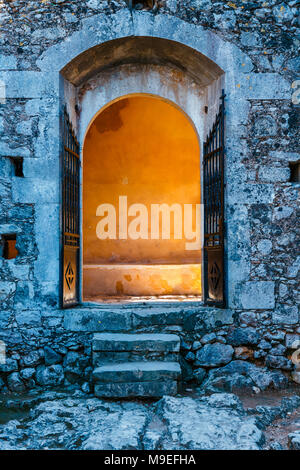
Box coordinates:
[83,95,201,297]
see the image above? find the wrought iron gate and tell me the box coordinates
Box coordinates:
[203,91,226,307]
[61,108,80,308]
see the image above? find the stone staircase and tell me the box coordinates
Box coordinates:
[92,333,182,398]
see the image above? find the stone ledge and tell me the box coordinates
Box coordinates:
[64,309,133,332]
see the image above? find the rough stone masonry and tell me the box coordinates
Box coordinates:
[0,0,299,396]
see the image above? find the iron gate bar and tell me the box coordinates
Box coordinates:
[203,90,226,307]
[61,107,80,308]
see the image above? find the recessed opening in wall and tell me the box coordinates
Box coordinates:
[1,234,18,260]
[289,161,300,183]
[82,95,202,302]
[10,157,24,177]
[126,0,156,10]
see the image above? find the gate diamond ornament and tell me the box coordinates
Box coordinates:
[209,262,221,292]
[65,262,74,290]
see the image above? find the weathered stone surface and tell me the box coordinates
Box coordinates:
[44,346,63,366]
[193,367,206,385]
[92,333,180,352]
[93,349,179,366]
[0,392,268,450]
[185,351,195,362]
[35,365,64,386]
[288,431,300,450]
[21,351,43,368]
[200,361,288,393]
[234,347,254,360]
[195,343,234,367]
[93,361,181,383]
[236,282,275,309]
[149,395,264,450]
[291,371,300,384]
[63,352,90,383]
[265,355,293,370]
[94,380,178,398]
[200,333,217,344]
[7,372,25,393]
[285,333,300,348]
[64,309,132,332]
[273,306,299,325]
[0,358,18,373]
[227,327,260,346]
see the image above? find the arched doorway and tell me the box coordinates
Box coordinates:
[60,35,226,308]
[82,94,202,301]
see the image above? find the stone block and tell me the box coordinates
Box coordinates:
[227,183,275,205]
[285,334,300,348]
[257,239,272,255]
[93,350,179,366]
[269,151,299,162]
[64,309,132,332]
[273,206,294,221]
[132,306,185,328]
[93,361,181,383]
[195,343,234,367]
[0,224,22,235]
[12,178,59,204]
[94,380,178,398]
[227,327,260,346]
[21,351,43,368]
[92,333,180,352]
[193,367,206,385]
[15,311,41,327]
[0,71,59,99]
[234,281,275,309]
[20,368,36,380]
[227,73,291,100]
[7,372,25,393]
[258,166,290,183]
[0,282,16,301]
[291,371,300,385]
[265,355,292,371]
[35,364,64,386]
[0,55,17,70]
[0,358,18,373]
[44,346,63,366]
[272,305,299,325]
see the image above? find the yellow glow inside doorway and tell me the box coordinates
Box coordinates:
[83,95,201,299]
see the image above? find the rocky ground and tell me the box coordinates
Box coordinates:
[0,387,299,451]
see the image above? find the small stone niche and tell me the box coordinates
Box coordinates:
[289,161,300,183]
[1,234,18,260]
[10,157,24,177]
[126,0,156,10]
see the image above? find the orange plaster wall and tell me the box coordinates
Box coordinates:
[83,95,201,266]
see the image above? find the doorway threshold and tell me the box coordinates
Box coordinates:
[64,297,206,332]
[82,294,203,307]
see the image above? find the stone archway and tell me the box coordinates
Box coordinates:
[60,34,225,306]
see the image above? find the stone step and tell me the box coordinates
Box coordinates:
[92,333,180,366]
[94,381,178,398]
[93,350,179,366]
[93,361,181,384]
[92,333,180,353]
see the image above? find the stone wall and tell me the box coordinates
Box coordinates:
[0,0,299,394]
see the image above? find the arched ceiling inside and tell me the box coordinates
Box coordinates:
[61,36,224,87]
